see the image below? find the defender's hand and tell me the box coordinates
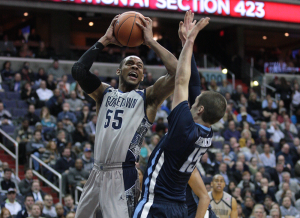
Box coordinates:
[178,10,196,47]
[187,17,210,43]
[136,16,154,46]
[100,15,123,47]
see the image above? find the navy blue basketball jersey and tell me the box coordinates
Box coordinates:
[133,101,213,218]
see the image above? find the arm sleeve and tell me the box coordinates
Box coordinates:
[188,54,201,106]
[71,42,104,94]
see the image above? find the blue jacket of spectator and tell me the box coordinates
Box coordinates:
[236,114,255,124]
[57,111,77,123]
[276,151,294,167]
[223,129,241,141]
[16,207,29,218]
[46,95,58,108]
[55,157,75,174]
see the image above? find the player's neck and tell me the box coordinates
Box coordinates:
[118,83,138,92]
[212,190,223,201]
[192,115,211,128]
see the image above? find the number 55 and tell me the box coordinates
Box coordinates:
[104,109,124,129]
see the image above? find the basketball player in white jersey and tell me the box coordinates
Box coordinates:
[209,174,238,218]
[71,14,178,218]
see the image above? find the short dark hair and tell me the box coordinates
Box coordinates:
[64,194,73,200]
[119,58,126,69]
[25,195,34,201]
[197,91,227,124]
[4,168,12,173]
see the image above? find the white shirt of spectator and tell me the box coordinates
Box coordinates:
[36,88,54,101]
[33,192,43,202]
[43,206,57,217]
[3,199,22,215]
[267,125,284,143]
[292,90,300,105]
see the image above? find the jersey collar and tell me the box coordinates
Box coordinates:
[195,123,211,131]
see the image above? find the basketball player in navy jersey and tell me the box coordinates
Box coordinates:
[72,15,179,218]
[133,14,227,218]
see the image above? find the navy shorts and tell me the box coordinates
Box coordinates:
[134,200,188,218]
[188,208,217,218]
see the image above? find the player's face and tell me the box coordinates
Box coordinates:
[118,56,144,88]
[211,175,225,192]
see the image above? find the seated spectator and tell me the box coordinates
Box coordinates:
[61,75,70,93]
[85,114,97,141]
[0,34,16,56]
[18,169,33,195]
[217,162,231,185]
[41,141,59,168]
[200,153,214,176]
[222,105,237,123]
[280,115,298,135]
[34,201,47,217]
[0,188,22,216]
[259,143,276,168]
[29,203,43,218]
[28,181,45,202]
[280,197,299,216]
[63,195,77,215]
[26,130,46,171]
[232,161,244,184]
[248,157,260,176]
[237,171,255,192]
[278,190,296,206]
[219,79,233,95]
[211,152,223,173]
[66,91,84,112]
[232,187,243,205]
[43,194,57,218]
[255,178,276,203]
[239,129,255,148]
[47,59,65,81]
[208,80,220,92]
[21,82,39,106]
[55,147,75,194]
[248,92,262,119]
[282,121,298,143]
[36,81,53,106]
[57,81,69,99]
[61,115,75,133]
[262,94,277,109]
[267,121,284,143]
[223,120,241,141]
[54,130,69,153]
[1,61,14,81]
[16,195,35,218]
[242,196,255,218]
[76,105,92,126]
[36,41,48,59]
[200,77,208,91]
[279,172,300,194]
[80,144,94,173]
[40,106,56,128]
[20,65,35,84]
[9,73,26,92]
[0,102,12,126]
[0,168,17,191]
[67,159,89,192]
[277,155,292,173]
[72,122,88,144]
[55,203,65,218]
[35,68,47,86]
[57,103,77,123]
[66,211,75,218]
[0,162,20,184]
[263,99,277,122]
[263,195,273,216]
[46,74,56,91]
[25,104,40,126]
[237,106,255,124]
[222,144,234,165]
[251,204,265,218]
[46,89,62,112]
[276,144,294,168]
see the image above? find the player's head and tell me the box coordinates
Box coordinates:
[117,56,144,90]
[191,91,227,125]
[211,174,226,193]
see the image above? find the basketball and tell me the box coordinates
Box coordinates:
[114,11,145,47]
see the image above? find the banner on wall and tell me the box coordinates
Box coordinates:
[264,62,300,74]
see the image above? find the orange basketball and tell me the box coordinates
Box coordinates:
[114,11,145,47]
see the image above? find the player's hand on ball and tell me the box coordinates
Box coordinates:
[136,16,154,46]
[102,15,123,47]
[178,10,196,47]
[187,17,210,43]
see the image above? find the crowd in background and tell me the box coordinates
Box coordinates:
[0,55,299,218]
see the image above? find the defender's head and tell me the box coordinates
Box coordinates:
[191,91,227,125]
[117,56,144,90]
[211,174,226,193]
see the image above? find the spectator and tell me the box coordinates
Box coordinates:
[262,99,277,122]
[200,77,208,91]
[279,190,296,206]
[66,212,75,218]
[237,203,245,218]
[232,187,243,205]
[43,195,57,218]
[21,82,39,106]
[57,81,68,99]
[279,172,300,194]
[0,102,12,126]
[280,197,299,216]
[200,153,214,176]
[238,171,255,192]
[26,130,46,171]
[53,130,68,153]
[142,72,155,87]
[40,107,56,128]
[1,61,14,81]
[16,195,35,218]
[9,73,26,92]
[55,203,65,218]
[35,68,48,86]
[29,203,43,218]
[36,41,48,59]
[61,115,75,133]
[47,60,65,80]
[276,144,294,168]
[20,65,35,83]
[233,161,244,184]
[242,196,255,218]
[28,181,45,202]
[222,144,234,165]
[280,115,298,135]
[208,80,220,92]
[248,157,259,176]
[263,195,273,216]
[0,208,11,218]
[262,94,277,109]
[85,114,97,141]
[259,143,276,168]
[232,85,247,104]
[296,199,300,212]
[254,178,276,203]
[18,169,33,195]
[76,105,92,126]
[223,104,237,123]
[251,204,265,218]
[80,145,94,173]
[25,104,40,126]
[212,152,223,173]
[269,209,280,218]
[0,162,20,184]
[237,106,255,124]
[52,122,72,148]
[63,195,77,215]
[36,80,53,105]
[0,34,16,56]
[219,79,233,95]
[282,122,298,143]
[239,129,255,148]
[65,91,84,112]
[0,188,22,216]
[0,168,16,191]
[223,120,241,141]
[61,75,70,92]
[267,121,284,143]
[46,74,56,91]
[57,103,77,123]
[46,89,61,110]
[67,159,89,192]
[217,162,230,185]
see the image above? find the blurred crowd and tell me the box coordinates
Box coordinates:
[0,57,299,218]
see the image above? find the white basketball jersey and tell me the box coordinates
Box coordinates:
[208,191,232,218]
[94,87,152,163]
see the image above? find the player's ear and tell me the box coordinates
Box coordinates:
[198,106,204,115]
[141,74,144,81]
[116,69,121,76]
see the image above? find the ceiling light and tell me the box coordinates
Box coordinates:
[89,22,94,26]
[78,17,82,21]
[222,68,228,74]
[24,12,28,17]
[285,32,289,37]
[262,36,267,40]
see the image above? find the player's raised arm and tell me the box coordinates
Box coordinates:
[71,15,122,104]
[172,17,210,110]
[188,169,210,218]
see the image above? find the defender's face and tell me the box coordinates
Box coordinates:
[119,56,144,86]
[211,175,225,192]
